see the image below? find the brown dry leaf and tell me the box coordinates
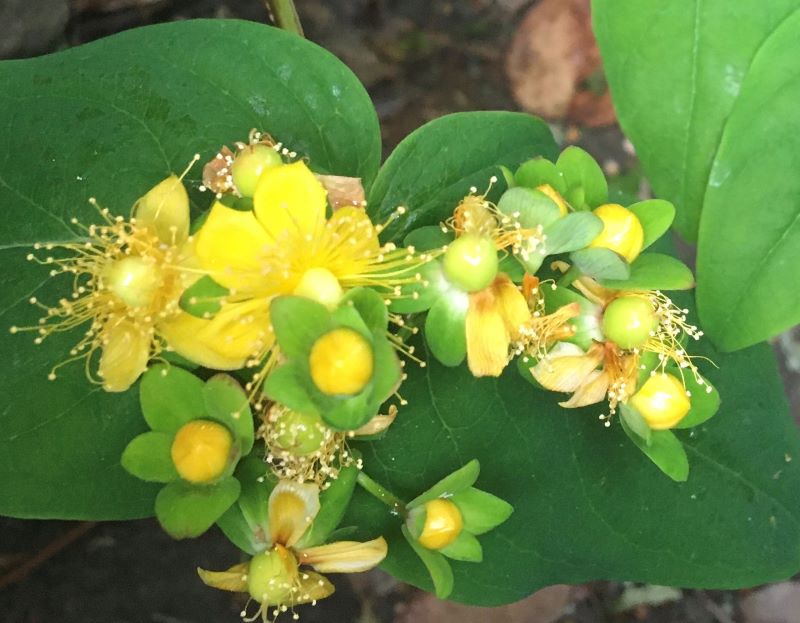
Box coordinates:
[395,584,573,623]
[505,0,616,127]
[316,174,366,210]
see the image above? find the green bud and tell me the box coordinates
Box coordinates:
[231,144,283,197]
[602,295,658,349]
[247,547,297,604]
[442,234,498,293]
[272,410,328,456]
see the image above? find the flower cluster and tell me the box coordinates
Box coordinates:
[14,132,719,617]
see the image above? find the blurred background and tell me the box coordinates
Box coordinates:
[1,0,799,621]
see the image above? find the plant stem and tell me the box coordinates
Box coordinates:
[357,471,407,517]
[263,0,304,37]
[557,265,581,289]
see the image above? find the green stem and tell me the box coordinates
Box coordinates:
[264,0,304,37]
[557,265,581,289]
[357,472,407,517]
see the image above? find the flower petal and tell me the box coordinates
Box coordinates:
[268,481,321,548]
[493,275,530,340]
[253,161,327,243]
[197,562,249,593]
[559,369,610,408]
[133,174,190,246]
[293,571,335,605]
[465,288,510,377]
[297,537,388,574]
[194,202,272,294]
[531,342,604,393]
[98,319,151,392]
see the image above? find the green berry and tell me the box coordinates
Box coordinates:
[272,410,327,456]
[231,144,283,197]
[247,548,295,604]
[602,295,658,349]
[442,234,498,293]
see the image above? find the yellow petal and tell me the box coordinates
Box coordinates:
[133,175,190,246]
[194,202,272,294]
[297,537,388,574]
[98,319,151,392]
[466,288,510,377]
[531,342,603,393]
[158,300,272,370]
[559,369,610,408]
[268,481,320,548]
[197,562,249,593]
[253,161,327,243]
[493,275,530,340]
[294,571,335,605]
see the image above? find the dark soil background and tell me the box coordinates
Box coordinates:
[1,1,799,622]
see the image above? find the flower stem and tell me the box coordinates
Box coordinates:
[557,265,581,289]
[357,471,407,517]
[263,0,304,37]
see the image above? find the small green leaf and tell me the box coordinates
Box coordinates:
[544,284,603,351]
[451,487,514,535]
[155,476,241,539]
[408,460,480,509]
[556,146,608,210]
[263,363,318,416]
[497,187,561,229]
[514,158,567,194]
[424,292,469,367]
[620,403,652,445]
[674,374,721,430]
[570,247,630,281]
[203,374,254,454]
[270,296,331,358]
[179,275,229,318]
[296,462,359,549]
[121,432,178,483]
[140,365,205,434]
[404,226,453,252]
[439,531,483,563]
[620,419,689,482]
[628,200,675,250]
[341,287,389,333]
[402,525,454,599]
[600,253,694,291]
[543,212,604,254]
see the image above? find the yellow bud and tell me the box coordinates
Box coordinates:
[630,372,691,430]
[309,328,373,396]
[418,499,463,550]
[536,183,569,217]
[133,175,190,245]
[171,420,233,483]
[293,267,343,310]
[103,256,162,309]
[589,203,644,263]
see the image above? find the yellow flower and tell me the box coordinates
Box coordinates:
[199,480,387,619]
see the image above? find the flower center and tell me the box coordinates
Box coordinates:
[309,328,374,396]
[231,144,283,198]
[293,267,343,310]
[602,295,658,349]
[417,499,463,550]
[629,372,691,430]
[104,256,163,309]
[589,203,644,263]
[247,545,298,604]
[442,233,498,293]
[170,419,233,483]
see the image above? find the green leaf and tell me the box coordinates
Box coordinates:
[203,374,254,454]
[451,487,514,535]
[593,0,799,241]
[402,525,455,599]
[674,373,721,430]
[368,111,558,240]
[600,253,695,291]
[218,453,275,555]
[570,247,630,280]
[140,365,205,434]
[121,432,178,483]
[270,296,331,359]
[424,292,469,367]
[620,419,690,483]
[296,462,359,549]
[543,212,604,254]
[514,158,567,194]
[695,10,800,351]
[556,146,608,210]
[627,200,675,250]
[439,531,483,563]
[179,275,229,319]
[497,187,561,229]
[0,19,380,519]
[407,459,480,509]
[404,226,453,252]
[155,476,241,539]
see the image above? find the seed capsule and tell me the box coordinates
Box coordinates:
[442,233,498,293]
[602,295,658,350]
[231,144,283,197]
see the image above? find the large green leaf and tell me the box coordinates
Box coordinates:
[367,111,559,240]
[349,337,800,605]
[592,0,799,242]
[0,19,380,518]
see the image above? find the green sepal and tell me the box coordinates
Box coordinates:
[203,374,254,455]
[296,461,359,549]
[179,275,229,319]
[514,157,567,194]
[497,187,561,229]
[544,284,603,350]
[121,432,178,483]
[498,254,526,282]
[270,296,331,358]
[498,164,516,189]
[620,403,652,445]
[600,253,694,291]
[439,530,483,563]
[450,487,514,535]
[404,226,453,252]
[330,304,372,342]
[424,291,468,367]
[673,373,721,429]
[628,199,675,250]
[636,351,661,387]
[320,390,374,431]
[340,287,388,333]
[402,525,454,599]
[556,146,608,210]
[389,260,448,314]
[155,476,241,539]
[369,333,403,405]
[263,362,318,416]
[140,364,205,434]
[542,211,604,255]
[620,418,689,482]
[516,353,544,388]
[216,504,259,555]
[407,459,480,509]
[218,194,254,212]
[570,247,630,281]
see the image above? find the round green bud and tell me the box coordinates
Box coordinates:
[247,546,297,604]
[602,295,658,349]
[272,410,328,457]
[231,144,283,198]
[442,234,498,293]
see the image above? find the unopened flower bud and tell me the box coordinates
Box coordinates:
[629,372,690,430]
[170,419,233,483]
[589,203,644,263]
[409,498,464,550]
[309,328,373,396]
